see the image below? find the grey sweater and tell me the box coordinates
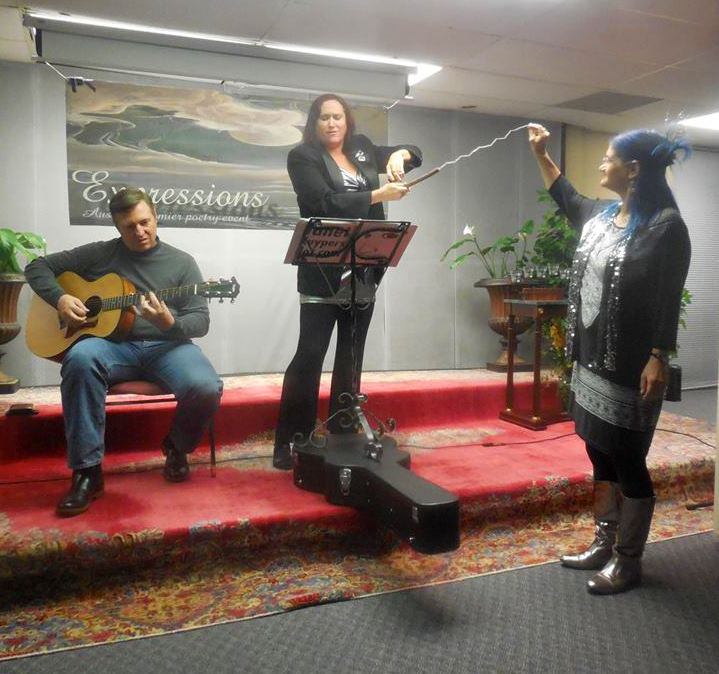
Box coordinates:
[25,238,209,341]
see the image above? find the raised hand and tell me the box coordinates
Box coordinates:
[528,123,551,157]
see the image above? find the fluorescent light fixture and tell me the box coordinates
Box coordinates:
[682,112,719,131]
[408,64,442,87]
[25,9,256,46]
[25,9,442,86]
[265,41,441,85]
[263,41,416,67]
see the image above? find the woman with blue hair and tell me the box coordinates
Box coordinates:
[527,124,691,594]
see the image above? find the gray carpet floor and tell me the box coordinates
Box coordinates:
[3,531,719,674]
[664,387,717,424]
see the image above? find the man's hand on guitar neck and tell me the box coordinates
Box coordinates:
[132,291,175,332]
[57,294,90,327]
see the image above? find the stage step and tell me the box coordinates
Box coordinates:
[0,372,547,478]
[0,371,712,582]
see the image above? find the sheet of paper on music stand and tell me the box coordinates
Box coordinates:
[284,218,417,267]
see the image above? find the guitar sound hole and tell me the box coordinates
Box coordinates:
[85,296,103,318]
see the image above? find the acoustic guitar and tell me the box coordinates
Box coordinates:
[25,271,240,361]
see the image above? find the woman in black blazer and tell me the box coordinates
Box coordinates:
[273,93,422,469]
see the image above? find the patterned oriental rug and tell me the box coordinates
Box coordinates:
[0,371,715,661]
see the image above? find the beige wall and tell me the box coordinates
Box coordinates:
[564,125,615,199]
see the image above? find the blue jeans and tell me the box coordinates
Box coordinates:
[60,338,222,470]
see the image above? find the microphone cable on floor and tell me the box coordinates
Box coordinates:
[401,427,715,451]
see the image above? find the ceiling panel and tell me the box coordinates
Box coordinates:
[676,46,719,73]
[265,4,501,64]
[23,0,289,39]
[462,38,659,88]
[415,67,598,107]
[617,66,719,106]
[288,0,567,37]
[406,90,541,118]
[614,0,719,25]
[531,105,632,133]
[511,0,719,66]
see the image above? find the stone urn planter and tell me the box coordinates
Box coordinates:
[0,273,26,393]
[474,278,533,372]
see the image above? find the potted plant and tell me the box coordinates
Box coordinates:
[440,220,534,278]
[441,221,535,371]
[521,190,578,300]
[0,228,47,392]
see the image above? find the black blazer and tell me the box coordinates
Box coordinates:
[287,134,422,296]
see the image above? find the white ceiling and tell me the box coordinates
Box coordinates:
[2,0,719,141]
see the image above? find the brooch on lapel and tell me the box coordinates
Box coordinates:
[354,150,367,162]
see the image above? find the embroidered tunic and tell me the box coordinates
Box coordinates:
[549,176,691,449]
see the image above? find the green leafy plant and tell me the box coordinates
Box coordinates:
[441,220,534,278]
[441,190,579,281]
[528,190,579,283]
[670,287,692,360]
[0,229,47,274]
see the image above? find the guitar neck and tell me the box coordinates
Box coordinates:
[102,284,203,311]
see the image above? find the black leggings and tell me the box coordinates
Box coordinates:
[585,440,654,499]
[274,302,374,448]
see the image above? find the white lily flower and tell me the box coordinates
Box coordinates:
[463,224,474,236]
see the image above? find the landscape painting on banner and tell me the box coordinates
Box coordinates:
[66,81,388,230]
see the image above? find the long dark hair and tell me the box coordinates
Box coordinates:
[302,93,356,147]
[607,130,691,238]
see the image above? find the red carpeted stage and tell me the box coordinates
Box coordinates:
[0,370,713,582]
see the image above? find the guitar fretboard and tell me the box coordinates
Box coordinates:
[101,284,201,311]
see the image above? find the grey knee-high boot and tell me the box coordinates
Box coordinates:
[561,481,620,570]
[587,494,655,595]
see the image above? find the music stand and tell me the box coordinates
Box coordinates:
[283,218,460,555]
[285,217,415,455]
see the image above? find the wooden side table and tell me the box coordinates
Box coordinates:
[500,299,569,430]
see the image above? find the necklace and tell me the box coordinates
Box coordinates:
[612,211,628,229]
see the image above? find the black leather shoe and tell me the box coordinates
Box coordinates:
[56,464,104,517]
[273,443,293,471]
[163,440,190,482]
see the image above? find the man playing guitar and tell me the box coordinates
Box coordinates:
[25,188,223,517]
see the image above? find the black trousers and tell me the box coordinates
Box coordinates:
[585,437,654,499]
[274,302,374,449]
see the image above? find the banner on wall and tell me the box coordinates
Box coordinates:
[66,81,388,230]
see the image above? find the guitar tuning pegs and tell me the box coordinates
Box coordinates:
[219,298,224,304]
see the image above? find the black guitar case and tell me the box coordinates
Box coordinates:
[293,434,460,554]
